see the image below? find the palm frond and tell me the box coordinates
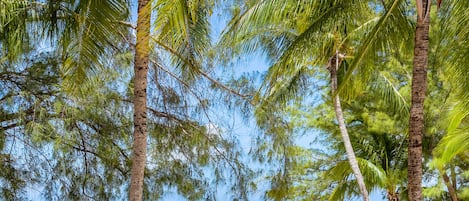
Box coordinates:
[434,126,469,165]
[256,1,370,107]
[358,157,387,188]
[336,0,412,95]
[431,0,469,166]
[58,0,130,94]
[154,0,213,80]
[219,0,337,64]
[327,157,387,199]
[371,72,410,116]
[0,1,31,61]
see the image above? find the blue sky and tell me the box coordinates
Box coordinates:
[16,1,392,200]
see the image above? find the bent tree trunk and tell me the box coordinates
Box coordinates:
[129,0,151,200]
[442,171,459,201]
[408,1,430,200]
[328,53,370,201]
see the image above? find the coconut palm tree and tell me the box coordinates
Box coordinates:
[220,1,413,200]
[218,1,409,200]
[342,1,469,200]
[321,90,410,200]
[129,0,216,199]
[407,1,431,199]
[327,49,370,201]
[129,0,150,200]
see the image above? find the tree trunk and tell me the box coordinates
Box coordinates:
[442,171,459,201]
[129,0,150,200]
[328,53,370,201]
[408,1,430,201]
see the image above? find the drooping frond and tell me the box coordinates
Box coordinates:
[337,0,413,95]
[219,0,306,58]
[434,101,469,164]
[0,0,30,61]
[431,0,469,166]
[327,157,387,200]
[57,0,130,94]
[252,0,374,107]
[370,72,410,116]
[435,126,469,164]
[153,0,213,80]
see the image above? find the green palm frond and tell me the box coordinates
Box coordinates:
[445,103,469,134]
[434,127,469,165]
[327,157,387,200]
[225,0,410,108]
[2,0,130,93]
[444,4,469,112]
[58,0,129,94]
[329,180,348,201]
[0,1,31,61]
[432,0,469,167]
[371,72,410,116]
[337,0,413,95]
[219,0,305,56]
[256,62,308,109]
[432,101,467,166]
[154,0,213,80]
[255,1,374,107]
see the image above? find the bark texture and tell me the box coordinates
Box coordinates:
[408,1,430,200]
[129,0,150,200]
[328,53,370,201]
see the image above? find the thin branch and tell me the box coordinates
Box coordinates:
[197,68,251,98]
[149,58,212,119]
[151,37,251,99]
[69,145,128,175]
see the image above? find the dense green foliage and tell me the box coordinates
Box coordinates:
[0,0,468,200]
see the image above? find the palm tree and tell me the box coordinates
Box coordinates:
[218,1,412,200]
[129,0,150,200]
[329,0,431,199]
[327,51,370,200]
[323,100,409,201]
[407,1,431,200]
[339,1,469,199]
[130,0,217,199]
[307,47,412,200]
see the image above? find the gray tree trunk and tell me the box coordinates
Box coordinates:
[328,53,370,201]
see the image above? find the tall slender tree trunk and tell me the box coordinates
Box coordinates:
[408,1,430,200]
[328,52,370,201]
[129,0,150,200]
